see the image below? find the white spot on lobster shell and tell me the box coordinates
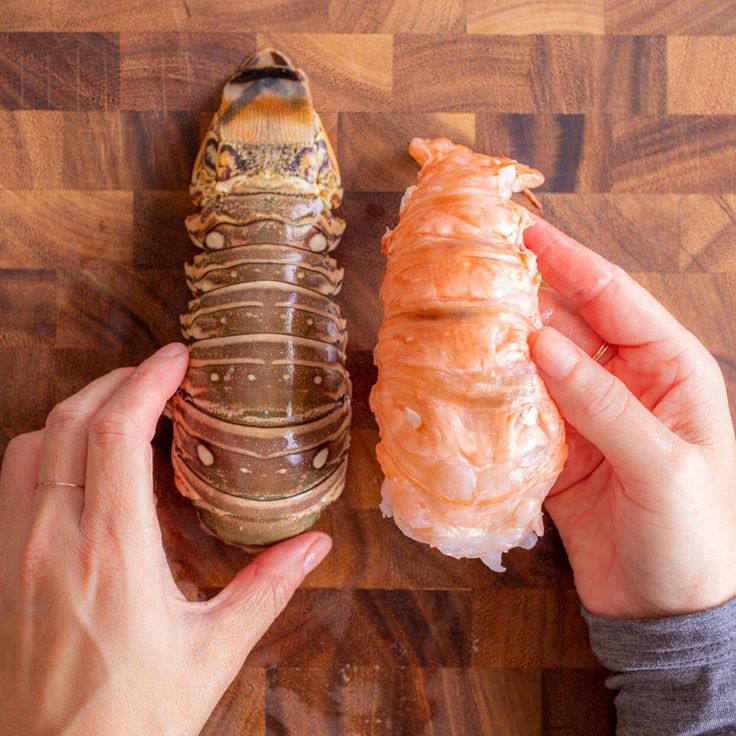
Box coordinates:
[197,444,215,466]
[312,447,329,469]
[239,467,251,474]
[206,230,225,249]
[247,374,256,381]
[210,372,220,382]
[308,233,327,252]
[314,375,323,385]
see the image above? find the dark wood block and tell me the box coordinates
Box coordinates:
[530,35,665,114]
[0,269,56,347]
[120,33,256,112]
[345,350,378,430]
[338,113,475,191]
[0,191,133,269]
[605,0,736,35]
[476,114,610,192]
[472,589,598,668]
[0,346,55,448]
[249,588,471,668]
[537,193,682,271]
[337,193,394,354]
[0,33,118,110]
[608,116,736,193]
[133,191,195,269]
[178,0,331,33]
[472,589,546,668]
[394,35,536,113]
[59,111,200,189]
[54,267,186,355]
[341,428,383,509]
[542,668,615,735]
[265,666,541,735]
[309,506,489,590]
[491,518,576,591]
[200,668,266,736]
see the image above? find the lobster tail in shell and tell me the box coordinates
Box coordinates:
[172,50,351,546]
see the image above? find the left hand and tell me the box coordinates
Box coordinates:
[0,343,332,735]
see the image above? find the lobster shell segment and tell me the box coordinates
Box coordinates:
[172,49,351,546]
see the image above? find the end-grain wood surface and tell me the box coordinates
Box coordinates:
[1,1,735,733]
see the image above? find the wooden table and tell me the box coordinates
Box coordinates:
[1,2,735,733]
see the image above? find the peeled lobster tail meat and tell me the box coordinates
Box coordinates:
[370,138,566,572]
[172,50,351,546]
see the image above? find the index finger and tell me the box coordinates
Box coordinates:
[524,218,688,348]
[81,342,189,540]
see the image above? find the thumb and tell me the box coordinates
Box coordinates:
[529,327,681,480]
[202,531,332,658]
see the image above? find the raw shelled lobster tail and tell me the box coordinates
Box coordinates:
[370,138,566,572]
[171,49,351,546]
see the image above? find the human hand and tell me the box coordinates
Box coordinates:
[524,219,736,619]
[0,343,332,735]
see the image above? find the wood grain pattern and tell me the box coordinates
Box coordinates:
[329,0,465,33]
[2,3,736,734]
[667,37,736,114]
[605,0,736,35]
[467,0,605,35]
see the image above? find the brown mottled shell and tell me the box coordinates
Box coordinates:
[171,50,351,546]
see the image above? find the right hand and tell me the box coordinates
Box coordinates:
[524,219,736,619]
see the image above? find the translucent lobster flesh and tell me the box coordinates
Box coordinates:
[370,138,567,571]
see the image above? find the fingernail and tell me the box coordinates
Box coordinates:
[303,535,332,575]
[530,328,577,379]
[156,342,187,358]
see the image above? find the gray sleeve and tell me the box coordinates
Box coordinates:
[582,596,736,735]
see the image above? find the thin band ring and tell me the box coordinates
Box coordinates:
[36,481,85,490]
[591,341,612,364]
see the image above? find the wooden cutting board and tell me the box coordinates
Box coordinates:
[1,1,735,733]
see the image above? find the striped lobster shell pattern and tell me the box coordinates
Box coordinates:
[171,50,351,546]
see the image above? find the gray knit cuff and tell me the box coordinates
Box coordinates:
[582,595,736,672]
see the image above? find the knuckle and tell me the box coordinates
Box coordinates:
[4,431,41,461]
[109,366,135,383]
[704,353,727,387]
[250,562,297,615]
[45,399,92,432]
[577,371,630,423]
[17,536,52,585]
[90,409,140,448]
